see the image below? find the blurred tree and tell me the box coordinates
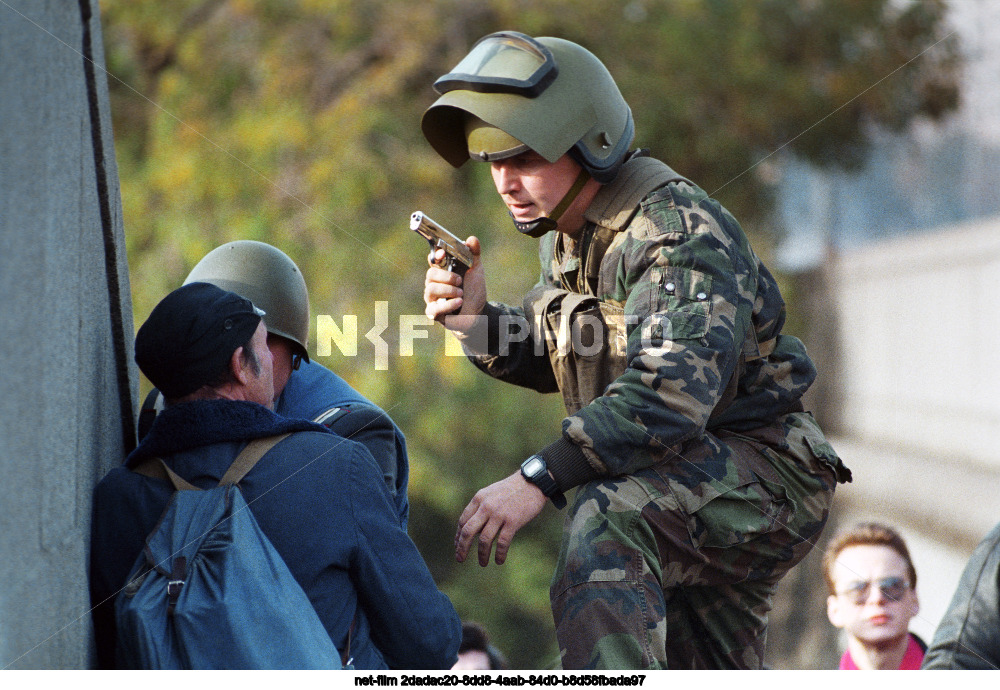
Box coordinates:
[102,0,960,669]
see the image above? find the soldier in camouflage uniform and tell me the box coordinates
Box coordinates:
[420,31,851,669]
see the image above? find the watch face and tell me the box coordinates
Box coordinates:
[522,456,545,477]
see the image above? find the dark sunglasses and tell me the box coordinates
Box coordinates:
[836,576,910,604]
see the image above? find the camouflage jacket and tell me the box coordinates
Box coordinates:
[468,151,826,490]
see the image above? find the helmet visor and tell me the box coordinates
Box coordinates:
[434,32,557,98]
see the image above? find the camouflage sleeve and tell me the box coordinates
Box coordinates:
[462,292,561,395]
[558,184,758,480]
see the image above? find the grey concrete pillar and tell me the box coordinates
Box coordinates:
[0,0,136,669]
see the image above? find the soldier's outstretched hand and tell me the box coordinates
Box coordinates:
[455,471,547,566]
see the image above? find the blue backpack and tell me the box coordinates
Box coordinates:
[115,434,349,669]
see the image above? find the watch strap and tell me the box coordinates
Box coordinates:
[521,455,567,509]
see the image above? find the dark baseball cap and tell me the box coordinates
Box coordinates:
[135,281,265,399]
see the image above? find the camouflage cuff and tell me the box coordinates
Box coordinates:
[541,437,600,492]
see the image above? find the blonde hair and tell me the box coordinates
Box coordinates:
[822,522,917,594]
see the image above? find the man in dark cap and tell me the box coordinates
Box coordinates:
[133,281,275,405]
[138,241,412,530]
[89,282,461,669]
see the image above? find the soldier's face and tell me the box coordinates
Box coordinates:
[490,152,590,235]
[826,544,919,646]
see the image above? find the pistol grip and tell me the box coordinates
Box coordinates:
[429,242,468,279]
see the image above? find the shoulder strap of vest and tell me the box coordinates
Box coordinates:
[574,154,691,294]
[583,152,691,232]
[132,433,293,490]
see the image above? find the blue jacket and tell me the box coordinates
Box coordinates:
[90,399,460,670]
[277,360,410,527]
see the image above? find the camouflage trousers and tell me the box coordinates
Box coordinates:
[549,412,842,669]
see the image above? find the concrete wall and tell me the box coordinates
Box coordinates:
[829,217,1000,654]
[767,217,1000,668]
[0,0,136,669]
[834,219,1000,470]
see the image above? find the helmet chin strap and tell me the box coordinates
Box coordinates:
[512,167,591,238]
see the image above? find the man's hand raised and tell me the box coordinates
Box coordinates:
[424,235,487,336]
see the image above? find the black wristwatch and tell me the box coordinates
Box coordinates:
[520,454,567,509]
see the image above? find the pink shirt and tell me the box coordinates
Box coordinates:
[839,633,925,670]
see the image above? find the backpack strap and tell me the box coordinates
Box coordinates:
[132,458,201,491]
[132,433,292,490]
[218,433,292,486]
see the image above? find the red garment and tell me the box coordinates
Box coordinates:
[839,633,925,669]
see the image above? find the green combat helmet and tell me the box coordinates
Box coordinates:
[421,31,634,237]
[184,240,310,362]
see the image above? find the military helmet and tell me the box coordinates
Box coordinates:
[184,240,310,361]
[421,32,634,183]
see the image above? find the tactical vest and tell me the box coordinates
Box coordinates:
[520,154,684,415]
[524,153,773,418]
